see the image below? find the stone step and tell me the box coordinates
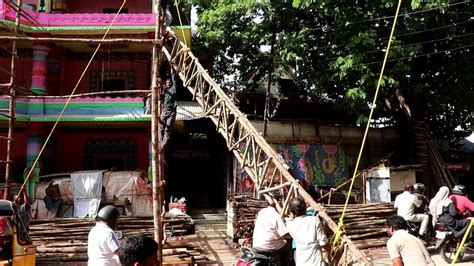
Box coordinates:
[195,224,227,230]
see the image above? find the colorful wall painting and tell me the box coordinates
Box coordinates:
[239,143,349,192]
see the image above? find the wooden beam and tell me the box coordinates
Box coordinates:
[258,181,292,195]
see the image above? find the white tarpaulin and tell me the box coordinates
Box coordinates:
[71,170,104,218]
[31,171,153,219]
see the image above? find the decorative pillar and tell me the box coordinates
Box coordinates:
[25,130,43,201]
[30,45,49,95]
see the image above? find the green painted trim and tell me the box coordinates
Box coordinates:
[0,19,191,32]
[33,56,47,60]
[4,116,151,122]
[31,88,47,95]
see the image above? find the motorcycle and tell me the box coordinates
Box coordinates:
[407,220,435,245]
[435,223,474,263]
[235,246,280,266]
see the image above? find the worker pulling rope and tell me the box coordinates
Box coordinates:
[16,0,128,199]
[331,0,403,252]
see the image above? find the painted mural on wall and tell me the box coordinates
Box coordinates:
[240,144,348,193]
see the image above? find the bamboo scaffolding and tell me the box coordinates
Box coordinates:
[150,1,166,265]
[3,0,22,200]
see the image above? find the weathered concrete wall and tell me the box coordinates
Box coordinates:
[252,120,399,171]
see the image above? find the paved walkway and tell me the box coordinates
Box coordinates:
[176,208,240,265]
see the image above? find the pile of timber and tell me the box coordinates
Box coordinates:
[30,216,203,265]
[323,202,395,261]
[230,196,268,243]
[164,213,195,237]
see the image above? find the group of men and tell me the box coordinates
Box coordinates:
[252,197,329,266]
[87,205,158,266]
[389,183,474,265]
[87,183,473,266]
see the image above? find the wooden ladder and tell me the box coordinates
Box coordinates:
[162,34,370,264]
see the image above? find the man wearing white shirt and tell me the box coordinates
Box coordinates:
[394,184,429,238]
[88,205,121,266]
[286,198,329,266]
[253,202,291,265]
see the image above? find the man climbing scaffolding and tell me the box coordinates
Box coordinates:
[160,68,177,151]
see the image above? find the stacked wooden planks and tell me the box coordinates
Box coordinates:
[30,216,204,265]
[230,195,268,243]
[323,202,395,261]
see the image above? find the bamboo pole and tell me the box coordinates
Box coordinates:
[3,0,22,200]
[151,0,164,265]
[257,181,291,194]
[0,36,162,45]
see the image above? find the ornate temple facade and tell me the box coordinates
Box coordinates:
[0,0,193,183]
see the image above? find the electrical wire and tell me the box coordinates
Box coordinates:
[312,1,470,33]
[323,32,474,61]
[345,1,469,26]
[325,43,474,71]
[381,19,473,39]
[317,18,472,51]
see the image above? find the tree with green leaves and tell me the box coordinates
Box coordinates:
[185,0,473,145]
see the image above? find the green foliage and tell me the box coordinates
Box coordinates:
[192,0,474,144]
[291,145,304,158]
[312,150,324,186]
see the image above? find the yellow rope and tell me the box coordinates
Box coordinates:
[173,0,188,48]
[450,218,474,265]
[332,0,403,246]
[17,0,128,197]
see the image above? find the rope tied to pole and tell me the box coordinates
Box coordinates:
[331,0,403,248]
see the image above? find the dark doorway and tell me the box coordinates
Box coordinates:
[167,119,228,210]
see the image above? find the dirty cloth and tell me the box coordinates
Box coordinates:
[71,171,104,218]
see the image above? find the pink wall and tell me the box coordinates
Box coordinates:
[63,59,149,95]
[67,0,151,14]
[0,129,150,177]
[0,55,148,96]
[0,131,28,180]
[55,130,150,172]
[0,57,33,89]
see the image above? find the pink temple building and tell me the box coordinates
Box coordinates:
[0,1,227,209]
